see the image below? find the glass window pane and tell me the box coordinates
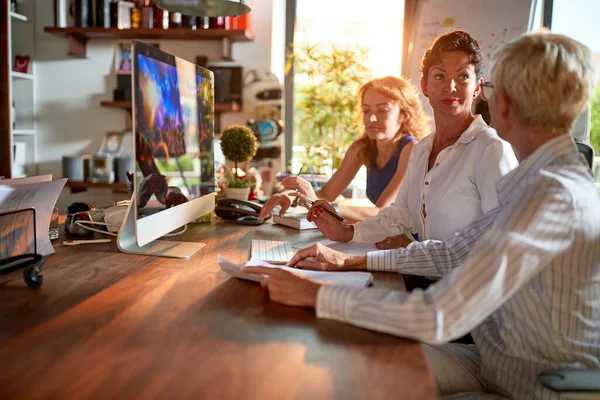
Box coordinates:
[552,0,600,160]
[292,0,405,177]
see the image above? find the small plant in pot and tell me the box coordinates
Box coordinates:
[220,124,258,200]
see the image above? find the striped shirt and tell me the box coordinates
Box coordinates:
[316,134,600,399]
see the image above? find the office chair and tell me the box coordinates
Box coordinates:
[576,142,595,169]
[0,208,44,289]
[539,369,600,399]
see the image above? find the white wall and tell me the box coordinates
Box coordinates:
[33,0,274,177]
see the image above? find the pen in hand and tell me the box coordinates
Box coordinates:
[305,199,346,223]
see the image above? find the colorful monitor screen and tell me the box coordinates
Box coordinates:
[132,42,215,217]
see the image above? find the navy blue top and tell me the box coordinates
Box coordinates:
[366,135,416,204]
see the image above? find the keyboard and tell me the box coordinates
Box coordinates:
[250,239,295,265]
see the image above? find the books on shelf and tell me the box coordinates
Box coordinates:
[273,212,317,230]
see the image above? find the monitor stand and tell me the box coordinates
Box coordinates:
[117,194,206,259]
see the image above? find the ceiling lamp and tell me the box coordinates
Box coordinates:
[156,0,251,17]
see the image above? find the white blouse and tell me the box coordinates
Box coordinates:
[352,115,518,242]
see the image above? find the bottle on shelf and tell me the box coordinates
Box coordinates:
[152,4,169,29]
[184,16,198,30]
[210,16,225,29]
[224,16,233,30]
[199,16,210,29]
[141,0,154,28]
[131,6,141,29]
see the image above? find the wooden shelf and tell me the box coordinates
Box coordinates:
[100,101,241,113]
[44,27,253,59]
[66,180,128,191]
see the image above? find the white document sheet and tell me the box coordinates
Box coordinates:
[292,239,377,255]
[0,178,67,256]
[218,255,373,288]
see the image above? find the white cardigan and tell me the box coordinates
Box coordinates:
[353,115,518,242]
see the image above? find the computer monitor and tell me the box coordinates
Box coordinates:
[117,41,216,258]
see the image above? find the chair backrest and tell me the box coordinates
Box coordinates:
[576,142,595,169]
[571,104,591,145]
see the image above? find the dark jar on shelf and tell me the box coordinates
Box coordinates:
[183,16,198,30]
[169,12,182,28]
[209,16,225,29]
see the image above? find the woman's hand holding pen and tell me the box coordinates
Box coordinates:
[307,199,354,243]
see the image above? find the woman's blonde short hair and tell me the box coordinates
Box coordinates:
[491,32,596,134]
[355,76,430,170]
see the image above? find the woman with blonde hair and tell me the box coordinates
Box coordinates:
[258,76,430,223]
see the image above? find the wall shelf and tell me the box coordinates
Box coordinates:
[99,100,241,113]
[66,180,128,192]
[11,71,34,80]
[44,27,253,59]
[9,11,28,21]
[13,129,36,136]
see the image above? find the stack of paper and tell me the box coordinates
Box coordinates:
[218,255,373,288]
[0,175,67,256]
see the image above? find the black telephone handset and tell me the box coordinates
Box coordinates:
[215,198,269,225]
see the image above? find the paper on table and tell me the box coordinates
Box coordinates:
[218,255,373,288]
[292,239,378,255]
[0,178,67,256]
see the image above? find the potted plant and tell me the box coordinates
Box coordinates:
[220,124,258,200]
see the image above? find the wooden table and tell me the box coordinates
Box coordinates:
[0,216,437,399]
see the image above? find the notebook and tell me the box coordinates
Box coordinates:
[218,256,373,288]
[272,213,318,230]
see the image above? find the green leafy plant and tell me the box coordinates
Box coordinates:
[590,85,600,155]
[220,124,258,188]
[291,43,372,173]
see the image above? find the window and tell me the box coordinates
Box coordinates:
[286,0,405,192]
[551,0,600,158]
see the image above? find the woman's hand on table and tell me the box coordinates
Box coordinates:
[288,243,367,271]
[242,266,321,308]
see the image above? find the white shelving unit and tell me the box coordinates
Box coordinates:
[11,71,34,80]
[9,11,28,22]
[8,2,37,178]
